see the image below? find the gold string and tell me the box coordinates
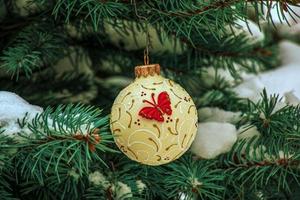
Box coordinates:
[133,0,150,65]
[144,49,149,65]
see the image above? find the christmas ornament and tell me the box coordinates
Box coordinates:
[110,64,198,165]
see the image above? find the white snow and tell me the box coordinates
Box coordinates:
[136,180,147,194]
[111,181,133,200]
[245,145,294,162]
[190,178,203,188]
[238,125,260,140]
[233,41,300,102]
[178,192,189,200]
[191,122,237,159]
[233,76,265,102]
[198,107,241,123]
[203,67,236,86]
[68,168,80,180]
[284,91,300,106]
[231,19,264,42]
[203,64,258,87]
[88,171,110,188]
[0,91,43,135]
[88,171,133,199]
[265,4,300,25]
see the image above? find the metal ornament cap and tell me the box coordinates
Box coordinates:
[135,64,160,78]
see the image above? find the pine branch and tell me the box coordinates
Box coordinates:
[49,0,300,41]
[84,159,148,200]
[8,104,115,186]
[215,90,300,198]
[18,169,87,200]
[0,177,16,200]
[0,21,66,79]
[148,0,299,17]
[0,70,97,107]
[153,0,241,17]
[0,135,16,200]
[52,0,131,30]
[243,89,300,144]
[158,155,225,200]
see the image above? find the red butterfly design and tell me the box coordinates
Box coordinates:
[139,92,172,122]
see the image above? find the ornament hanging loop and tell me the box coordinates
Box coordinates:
[133,0,151,65]
[144,49,149,65]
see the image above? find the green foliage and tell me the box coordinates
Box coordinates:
[0,177,16,200]
[242,89,300,152]
[218,90,300,199]
[18,167,88,200]
[0,134,16,200]
[0,21,66,79]
[1,0,300,199]
[0,0,291,83]
[10,104,115,186]
[82,157,150,200]
[160,156,225,200]
[50,0,298,42]
[52,0,130,30]
[0,70,96,107]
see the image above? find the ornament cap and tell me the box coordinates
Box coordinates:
[135,64,160,78]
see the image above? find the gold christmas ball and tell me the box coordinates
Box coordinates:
[110,64,198,165]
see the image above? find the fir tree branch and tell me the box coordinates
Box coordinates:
[0,135,16,200]
[49,0,300,42]
[9,104,115,186]
[155,0,299,17]
[0,70,97,107]
[153,0,241,17]
[159,155,225,200]
[215,90,300,198]
[0,21,66,79]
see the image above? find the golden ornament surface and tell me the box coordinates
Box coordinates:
[110,64,198,165]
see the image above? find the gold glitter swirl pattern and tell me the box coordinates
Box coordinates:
[175,118,179,133]
[113,129,121,133]
[188,105,196,114]
[153,81,163,85]
[141,84,156,90]
[148,138,159,152]
[156,155,162,161]
[186,133,195,148]
[128,99,135,110]
[170,88,182,99]
[167,127,178,135]
[165,144,177,151]
[111,107,121,125]
[120,145,127,153]
[128,147,138,160]
[121,92,131,103]
[126,111,132,128]
[172,152,183,162]
[181,134,187,148]
[175,101,182,108]
[167,118,180,136]
[153,124,161,138]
